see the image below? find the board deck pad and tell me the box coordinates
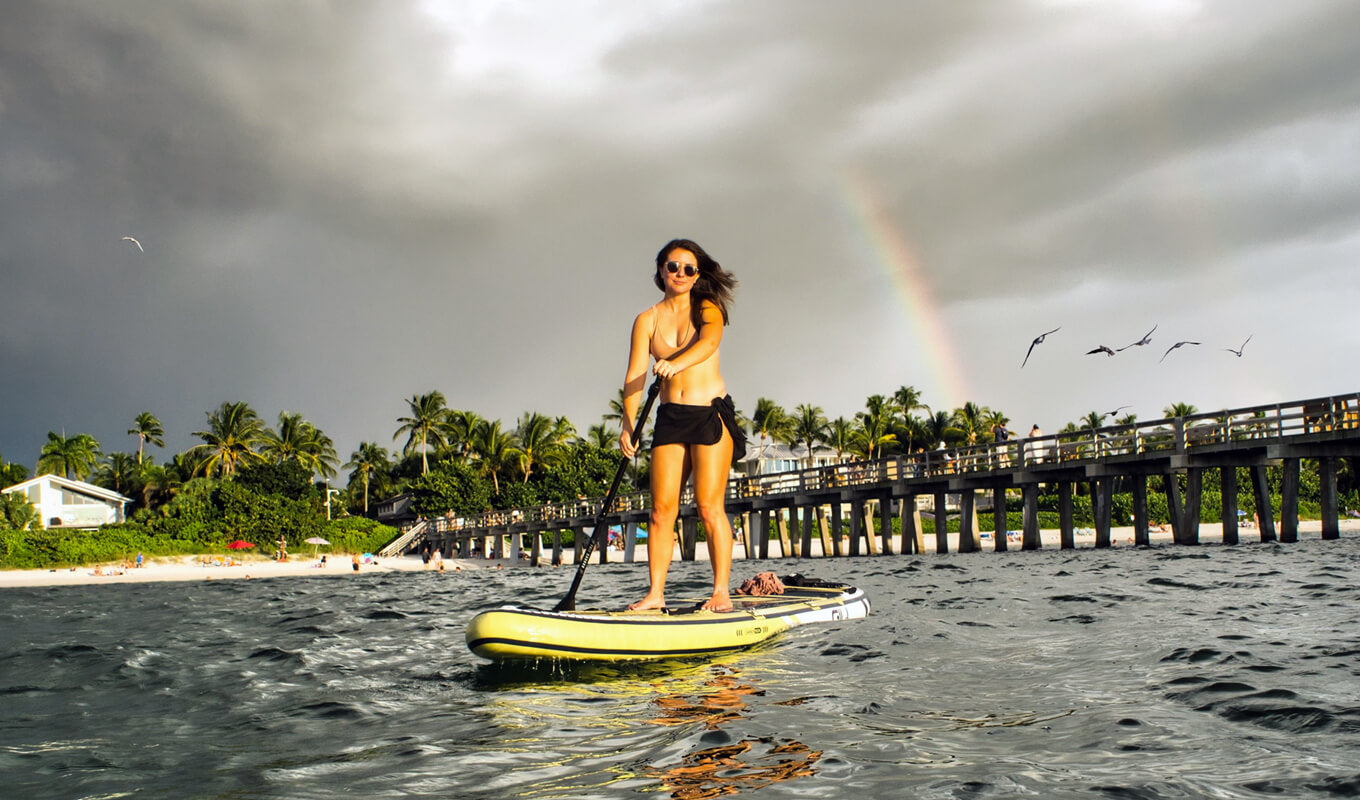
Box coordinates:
[466,579,871,662]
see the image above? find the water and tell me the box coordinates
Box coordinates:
[3,538,1359,799]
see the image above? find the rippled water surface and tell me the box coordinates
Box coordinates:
[3,537,1360,799]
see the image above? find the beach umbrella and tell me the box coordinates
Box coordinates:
[305,536,330,557]
[226,539,255,550]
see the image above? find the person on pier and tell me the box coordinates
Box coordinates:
[620,238,746,613]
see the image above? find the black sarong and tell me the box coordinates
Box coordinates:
[651,395,747,464]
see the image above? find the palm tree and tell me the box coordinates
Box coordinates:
[37,432,102,480]
[921,411,960,450]
[262,412,339,478]
[468,419,516,494]
[94,452,140,495]
[893,385,931,419]
[750,398,793,473]
[1163,402,1198,419]
[513,412,571,483]
[343,442,392,515]
[0,492,40,531]
[856,395,897,460]
[192,401,267,478]
[604,388,627,428]
[0,451,30,487]
[442,409,484,460]
[951,402,989,445]
[127,412,164,465]
[394,391,450,474]
[1080,411,1105,432]
[826,417,855,461]
[138,461,180,511]
[982,409,1011,441]
[789,404,830,469]
[582,423,617,449]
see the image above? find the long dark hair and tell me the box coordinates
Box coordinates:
[654,238,738,329]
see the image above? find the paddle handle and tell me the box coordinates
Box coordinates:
[554,378,661,612]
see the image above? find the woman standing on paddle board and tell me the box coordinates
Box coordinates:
[620,238,746,613]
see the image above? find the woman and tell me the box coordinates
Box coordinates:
[621,238,745,612]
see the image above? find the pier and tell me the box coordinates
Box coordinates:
[381,392,1359,564]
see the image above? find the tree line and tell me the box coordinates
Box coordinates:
[2,387,1356,539]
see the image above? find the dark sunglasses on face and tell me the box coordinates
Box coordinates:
[664,261,699,277]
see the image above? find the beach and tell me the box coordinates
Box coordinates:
[2,518,1354,589]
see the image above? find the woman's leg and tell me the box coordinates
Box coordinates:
[628,442,688,610]
[691,426,735,612]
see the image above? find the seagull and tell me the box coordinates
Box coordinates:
[1224,335,1252,357]
[1086,345,1116,357]
[1105,405,1131,418]
[121,236,144,252]
[1117,324,1157,351]
[1160,340,1201,362]
[1022,326,1061,368]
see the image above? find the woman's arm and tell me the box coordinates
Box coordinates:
[619,310,653,458]
[653,301,723,379]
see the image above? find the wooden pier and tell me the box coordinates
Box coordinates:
[382,392,1359,564]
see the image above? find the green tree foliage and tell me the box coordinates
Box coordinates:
[790,404,829,468]
[394,391,449,474]
[94,452,141,497]
[193,401,268,478]
[0,452,30,487]
[128,411,164,464]
[235,459,317,501]
[344,442,392,515]
[1,492,41,531]
[409,459,493,517]
[261,411,339,479]
[532,444,618,503]
[37,431,102,480]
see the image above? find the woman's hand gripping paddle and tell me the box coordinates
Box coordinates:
[553,378,661,612]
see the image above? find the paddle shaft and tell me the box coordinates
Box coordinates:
[553,378,662,612]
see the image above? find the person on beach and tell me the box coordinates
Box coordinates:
[621,238,746,613]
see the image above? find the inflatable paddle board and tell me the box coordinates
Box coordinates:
[466,577,870,662]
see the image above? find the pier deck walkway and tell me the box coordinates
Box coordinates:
[383,392,1360,564]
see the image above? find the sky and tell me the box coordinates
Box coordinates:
[3,0,1359,476]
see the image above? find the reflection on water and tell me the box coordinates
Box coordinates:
[643,665,821,799]
[6,541,1360,798]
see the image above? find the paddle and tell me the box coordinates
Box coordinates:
[554,377,662,612]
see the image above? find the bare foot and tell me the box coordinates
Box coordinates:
[700,589,733,613]
[628,593,667,611]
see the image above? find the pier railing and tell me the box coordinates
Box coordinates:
[418,392,1359,537]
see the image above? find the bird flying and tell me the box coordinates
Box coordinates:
[121,236,144,252]
[1224,335,1253,357]
[1022,326,1061,368]
[1086,345,1116,357]
[1160,341,1201,362]
[1105,405,1131,418]
[1117,324,1157,351]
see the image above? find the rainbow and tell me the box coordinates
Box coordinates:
[837,169,969,410]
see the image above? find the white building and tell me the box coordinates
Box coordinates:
[737,443,846,476]
[1,474,132,529]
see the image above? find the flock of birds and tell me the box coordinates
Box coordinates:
[1022,324,1252,368]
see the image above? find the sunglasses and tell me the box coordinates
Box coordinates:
[664,261,699,277]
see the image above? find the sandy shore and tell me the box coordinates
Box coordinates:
[2,519,1354,589]
[0,552,505,589]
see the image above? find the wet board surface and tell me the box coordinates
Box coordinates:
[466,581,871,662]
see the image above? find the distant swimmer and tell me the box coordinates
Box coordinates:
[1086,345,1116,357]
[1224,335,1252,357]
[1160,340,1201,362]
[1022,327,1061,368]
[121,236,144,252]
[1117,324,1157,351]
